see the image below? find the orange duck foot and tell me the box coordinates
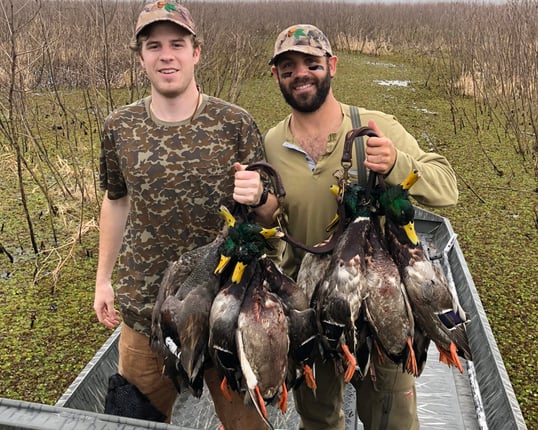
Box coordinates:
[406,337,419,376]
[220,376,233,402]
[437,342,464,373]
[278,383,288,414]
[341,344,357,382]
[304,364,317,390]
[255,385,268,419]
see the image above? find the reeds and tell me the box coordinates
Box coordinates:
[1,0,536,286]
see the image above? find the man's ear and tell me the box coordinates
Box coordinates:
[328,55,338,77]
[271,65,279,83]
[193,45,201,64]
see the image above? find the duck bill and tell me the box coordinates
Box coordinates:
[214,255,231,275]
[329,184,340,197]
[232,261,247,283]
[218,205,236,227]
[403,221,420,245]
[401,170,422,190]
[259,226,282,239]
[325,213,340,232]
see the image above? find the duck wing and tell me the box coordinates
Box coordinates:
[208,263,255,398]
[260,256,309,312]
[385,218,471,372]
[297,252,332,304]
[153,237,222,397]
[412,325,432,376]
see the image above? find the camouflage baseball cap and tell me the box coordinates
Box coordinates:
[269,24,332,65]
[134,1,196,38]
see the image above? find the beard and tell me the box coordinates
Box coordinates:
[279,71,332,113]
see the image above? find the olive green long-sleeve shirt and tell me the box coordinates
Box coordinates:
[264,103,458,277]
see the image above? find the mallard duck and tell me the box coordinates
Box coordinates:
[259,257,318,391]
[208,262,255,401]
[377,170,421,245]
[310,187,370,382]
[298,176,374,383]
[312,227,365,382]
[362,215,417,376]
[321,176,416,378]
[214,205,281,283]
[297,251,332,303]
[151,236,223,397]
[381,170,471,372]
[151,237,223,349]
[236,262,289,427]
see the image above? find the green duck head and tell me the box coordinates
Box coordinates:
[215,206,282,283]
[326,182,371,231]
[378,170,421,245]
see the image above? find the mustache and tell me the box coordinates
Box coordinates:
[291,77,314,86]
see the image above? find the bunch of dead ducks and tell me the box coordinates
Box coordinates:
[151,201,316,429]
[151,145,472,428]
[299,167,472,389]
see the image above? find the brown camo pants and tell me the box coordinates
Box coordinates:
[118,323,267,428]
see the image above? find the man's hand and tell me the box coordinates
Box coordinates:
[94,281,120,328]
[364,119,397,175]
[233,162,264,206]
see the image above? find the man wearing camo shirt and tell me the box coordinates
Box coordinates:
[93,2,276,427]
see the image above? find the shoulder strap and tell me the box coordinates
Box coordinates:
[349,105,367,186]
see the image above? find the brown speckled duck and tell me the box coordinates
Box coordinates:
[260,257,318,391]
[236,262,289,427]
[309,182,370,382]
[151,236,223,397]
[381,170,472,372]
[363,214,417,376]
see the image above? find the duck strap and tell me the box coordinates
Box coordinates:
[246,161,342,254]
[341,126,379,207]
[273,126,378,254]
[246,161,286,199]
[350,106,368,187]
[341,126,379,176]
[283,126,380,254]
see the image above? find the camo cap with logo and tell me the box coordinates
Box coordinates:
[269,24,333,65]
[134,1,196,38]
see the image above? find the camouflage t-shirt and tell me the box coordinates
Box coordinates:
[100,94,264,335]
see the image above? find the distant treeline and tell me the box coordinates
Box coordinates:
[1,0,536,171]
